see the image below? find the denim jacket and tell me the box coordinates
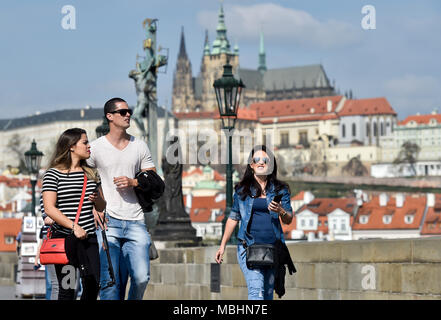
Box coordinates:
[229,182,293,247]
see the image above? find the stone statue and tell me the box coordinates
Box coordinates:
[153,135,199,242]
[129,63,149,136]
[129,18,168,161]
[161,136,187,217]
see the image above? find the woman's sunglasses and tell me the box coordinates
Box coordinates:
[252,157,270,164]
[109,109,133,116]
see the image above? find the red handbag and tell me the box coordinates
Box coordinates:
[40,174,87,265]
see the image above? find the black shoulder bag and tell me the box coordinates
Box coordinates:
[246,243,275,269]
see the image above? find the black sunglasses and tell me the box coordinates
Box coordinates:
[252,157,270,164]
[109,109,133,116]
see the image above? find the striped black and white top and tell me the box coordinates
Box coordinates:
[41,168,98,235]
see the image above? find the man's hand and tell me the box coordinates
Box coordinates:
[113,176,138,189]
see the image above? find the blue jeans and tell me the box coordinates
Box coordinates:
[45,265,52,300]
[237,244,275,300]
[97,215,151,300]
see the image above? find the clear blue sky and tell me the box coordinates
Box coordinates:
[1,0,440,120]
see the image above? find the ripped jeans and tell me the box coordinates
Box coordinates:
[237,244,275,300]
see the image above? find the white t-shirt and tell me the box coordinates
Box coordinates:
[87,135,155,220]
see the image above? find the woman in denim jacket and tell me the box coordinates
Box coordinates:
[215,145,293,300]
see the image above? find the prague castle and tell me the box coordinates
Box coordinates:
[172,4,336,113]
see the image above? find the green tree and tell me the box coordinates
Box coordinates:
[6,134,29,173]
[393,141,421,176]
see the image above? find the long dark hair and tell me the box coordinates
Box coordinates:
[235,145,289,200]
[48,128,97,180]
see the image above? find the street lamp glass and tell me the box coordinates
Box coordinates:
[213,62,245,129]
[24,140,44,174]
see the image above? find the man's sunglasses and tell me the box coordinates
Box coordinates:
[252,157,270,164]
[109,109,133,116]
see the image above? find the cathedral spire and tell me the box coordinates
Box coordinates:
[203,29,210,56]
[211,2,231,55]
[258,30,267,75]
[178,26,188,60]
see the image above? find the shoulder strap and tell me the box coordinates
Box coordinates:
[74,173,88,224]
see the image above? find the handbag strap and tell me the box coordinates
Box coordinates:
[74,173,88,224]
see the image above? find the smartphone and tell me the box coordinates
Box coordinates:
[92,182,101,193]
[272,194,283,203]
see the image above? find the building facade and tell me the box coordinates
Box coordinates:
[0,106,174,171]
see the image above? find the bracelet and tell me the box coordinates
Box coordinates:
[72,222,75,233]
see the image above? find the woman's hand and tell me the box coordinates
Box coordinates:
[88,192,98,202]
[268,200,284,215]
[43,216,54,225]
[73,223,87,240]
[269,200,293,224]
[215,246,225,264]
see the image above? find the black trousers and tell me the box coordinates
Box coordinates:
[53,232,100,300]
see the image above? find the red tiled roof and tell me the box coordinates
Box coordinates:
[0,218,22,252]
[291,191,305,201]
[399,114,441,126]
[0,203,13,212]
[249,96,343,121]
[213,170,225,182]
[188,196,225,223]
[174,111,218,119]
[182,166,225,181]
[0,176,42,189]
[338,97,396,116]
[182,167,204,178]
[421,194,441,235]
[237,108,258,121]
[353,195,426,230]
[299,198,356,216]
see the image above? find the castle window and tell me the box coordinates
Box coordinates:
[404,215,414,224]
[352,123,356,137]
[360,215,369,224]
[383,215,392,224]
[342,125,346,138]
[280,131,289,146]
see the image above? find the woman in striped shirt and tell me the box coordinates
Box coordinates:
[42,128,106,300]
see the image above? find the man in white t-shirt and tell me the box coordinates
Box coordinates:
[87,97,156,300]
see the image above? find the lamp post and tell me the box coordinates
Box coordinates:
[95,116,110,138]
[213,59,245,244]
[24,140,44,216]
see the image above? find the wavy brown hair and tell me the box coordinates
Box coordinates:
[48,128,97,180]
[235,145,289,200]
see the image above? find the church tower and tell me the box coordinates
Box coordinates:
[172,27,195,112]
[258,31,267,75]
[198,3,239,112]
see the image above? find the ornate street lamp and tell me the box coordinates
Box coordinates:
[95,116,110,138]
[24,140,44,216]
[213,60,245,244]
